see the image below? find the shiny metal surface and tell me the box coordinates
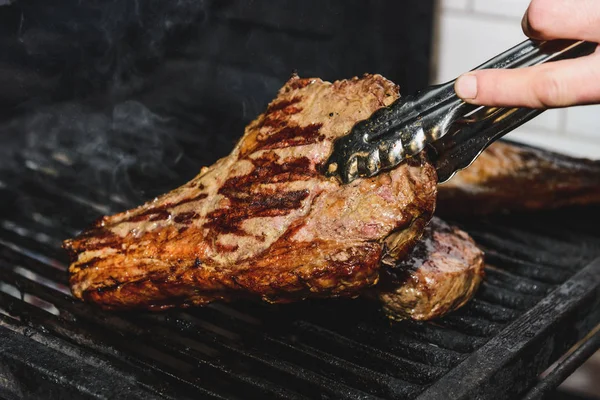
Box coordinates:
[324,40,597,184]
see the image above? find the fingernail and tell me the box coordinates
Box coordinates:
[456,74,478,100]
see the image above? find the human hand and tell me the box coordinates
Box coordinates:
[454,0,600,108]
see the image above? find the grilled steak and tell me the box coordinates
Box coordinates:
[438,140,600,215]
[64,74,437,310]
[377,217,484,320]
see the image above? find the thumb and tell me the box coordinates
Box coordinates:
[454,51,600,108]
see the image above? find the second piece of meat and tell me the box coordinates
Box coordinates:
[377,217,485,321]
[437,140,600,216]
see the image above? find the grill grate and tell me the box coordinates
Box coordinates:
[0,154,600,399]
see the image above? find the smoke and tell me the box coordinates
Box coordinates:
[0,100,205,211]
[0,0,212,112]
[0,0,244,216]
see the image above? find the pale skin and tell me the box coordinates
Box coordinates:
[455,0,600,108]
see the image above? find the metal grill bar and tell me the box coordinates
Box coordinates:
[484,267,553,296]
[477,282,544,310]
[291,321,448,384]
[523,326,600,400]
[466,229,595,271]
[0,314,225,400]
[418,257,600,400]
[481,249,572,284]
[0,324,166,400]
[1,158,600,399]
[0,269,311,399]
[434,314,504,337]
[323,322,467,368]
[453,298,520,323]
[162,305,447,386]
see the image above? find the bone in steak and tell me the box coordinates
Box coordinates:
[376,217,485,321]
[437,140,600,216]
[64,74,437,310]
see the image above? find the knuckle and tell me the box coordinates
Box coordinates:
[532,70,564,108]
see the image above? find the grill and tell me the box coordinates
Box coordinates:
[1,147,600,399]
[1,1,600,398]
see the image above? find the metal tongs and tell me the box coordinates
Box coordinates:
[324,39,597,184]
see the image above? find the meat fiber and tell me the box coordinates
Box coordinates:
[376,217,484,321]
[437,140,600,216]
[64,74,437,310]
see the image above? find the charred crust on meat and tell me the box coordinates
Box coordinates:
[203,189,310,238]
[173,211,198,224]
[90,216,108,228]
[254,123,324,152]
[221,155,317,194]
[76,225,110,239]
[62,240,79,262]
[69,228,120,254]
[122,207,171,223]
[287,77,315,90]
[77,257,103,270]
[119,193,209,224]
[173,193,208,207]
[267,97,302,113]
[385,218,453,283]
[214,243,240,253]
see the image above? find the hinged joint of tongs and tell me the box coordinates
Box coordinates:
[323,39,597,184]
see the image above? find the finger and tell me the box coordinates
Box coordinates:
[455,52,600,108]
[522,0,600,42]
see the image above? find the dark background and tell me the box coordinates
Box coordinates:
[0,0,435,208]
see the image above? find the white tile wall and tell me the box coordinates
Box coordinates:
[436,13,526,82]
[435,0,600,159]
[505,127,600,158]
[527,109,562,132]
[472,0,529,18]
[566,106,600,139]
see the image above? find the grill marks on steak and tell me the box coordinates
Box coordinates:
[206,127,324,244]
[242,95,323,155]
[204,189,311,240]
[220,154,316,190]
[253,124,325,152]
[64,74,438,310]
[118,193,210,224]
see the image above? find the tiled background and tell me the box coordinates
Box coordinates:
[435,0,600,159]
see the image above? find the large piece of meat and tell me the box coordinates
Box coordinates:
[437,140,600,215]
[64,74,437,310]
